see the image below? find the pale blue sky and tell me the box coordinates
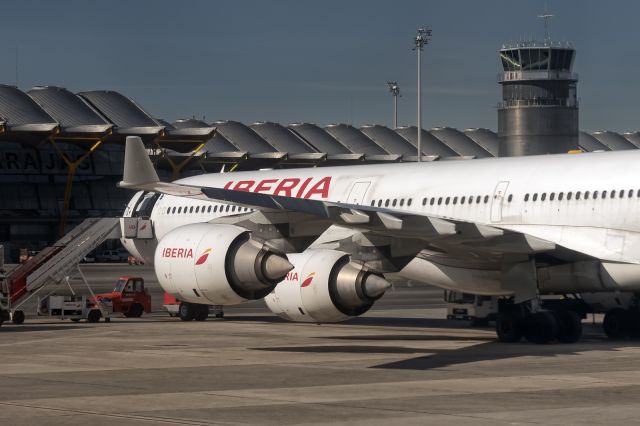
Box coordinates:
[1,0,637,131]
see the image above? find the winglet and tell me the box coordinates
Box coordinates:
[118,136,159,189]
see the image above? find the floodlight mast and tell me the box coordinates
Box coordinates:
[387,81,400,128]
[414,28,431,162]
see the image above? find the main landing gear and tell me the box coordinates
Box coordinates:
[496,300,583,344]
[603,308,640,339]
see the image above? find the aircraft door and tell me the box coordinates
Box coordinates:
[490,181,510,222]
[347,181,371,205]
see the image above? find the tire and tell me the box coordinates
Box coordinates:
[12,310,25,325]
[496,312,523,343]
[603,308,629,339]
[194,305,209,321]
[179,302,195,321]
[87,309,102,323]
[124,304,144,318]
[554,310,582,343]
[524,311,558,344]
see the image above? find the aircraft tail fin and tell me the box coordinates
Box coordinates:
[119,136,159,189]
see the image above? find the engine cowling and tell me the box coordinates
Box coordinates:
[155,223,293,305]
[265,249,392,323]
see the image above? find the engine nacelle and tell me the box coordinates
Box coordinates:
[265,249,391,323]
[155,223,293,305]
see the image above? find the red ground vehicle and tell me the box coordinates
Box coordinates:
[93,276,151,318]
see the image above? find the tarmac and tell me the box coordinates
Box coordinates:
[2,265,640,425]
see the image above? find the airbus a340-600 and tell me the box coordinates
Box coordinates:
[120,136,640,344]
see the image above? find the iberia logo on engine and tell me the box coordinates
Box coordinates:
[195,248,212,266]
[301,272,316,288]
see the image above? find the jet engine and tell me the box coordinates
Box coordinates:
[155,223,293,305]
[264,249,392,323]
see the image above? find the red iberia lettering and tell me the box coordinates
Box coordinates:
[254,179,278,193]
[162,248,194,258]
[233,180,255,192]
[220,176,332,199]
[304,176,331,199]
[273,178,300,197]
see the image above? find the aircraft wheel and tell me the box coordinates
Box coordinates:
[179,302,196,321]
[12,310,25,325]
[603,308,629,339]
[496,312,523,343]
[524,311,558,344]
[194,305,209,321]
[554,310,582,343]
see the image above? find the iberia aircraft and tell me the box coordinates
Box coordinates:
[120,136,640,344]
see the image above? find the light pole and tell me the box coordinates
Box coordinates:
[387,81,400,128]
[414,28,431,162]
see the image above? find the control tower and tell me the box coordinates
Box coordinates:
[498,16,579,156]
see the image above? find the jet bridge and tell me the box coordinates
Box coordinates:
[1,217,122,324]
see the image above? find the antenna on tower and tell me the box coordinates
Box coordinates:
[538,2,554,43]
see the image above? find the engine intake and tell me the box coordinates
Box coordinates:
[265,249,391,323]
[155,223,292,305]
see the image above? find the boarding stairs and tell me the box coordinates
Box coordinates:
[8,218,121,308]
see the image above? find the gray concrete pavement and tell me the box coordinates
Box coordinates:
[1,265,640,425]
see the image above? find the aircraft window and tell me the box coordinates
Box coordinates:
[378,200,382,207]
[585,191,590,200]
[567,192,572,200]
[399,199,405,207]
[213,205,218,213]
[422,198,427,206]
[189,206,194,213]
[524,194,529,202]
[620,190,625,198]
[637,189,640,197]
[602,191,607,199]
[476,196,481,203]
[453,196,458,205]
[177,207,182,213]
[438,197,443,205]
[550,193,555,201]
[484,195,489,204]
[207,205,211,213]
[558,193,564,201]
[593,191,598,199]
[445,197,450,205]
[541,193,547,201]
[371,200,375,206]
[533,193,538,201]
[225,205,230,212]
[172,207,176,214]
[576,192,581,200]
[196,206,200,213]
[392,199,397,207]
[430,198,435,206]
[461,196,466,204]
[507,194,513,202]
[469,195,474,204]
[628,189,633,198]
[407,199,412,207]
[385,199,390,207]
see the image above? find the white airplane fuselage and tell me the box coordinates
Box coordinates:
[122,150,640,296]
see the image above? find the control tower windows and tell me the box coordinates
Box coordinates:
[550,49,574,71]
